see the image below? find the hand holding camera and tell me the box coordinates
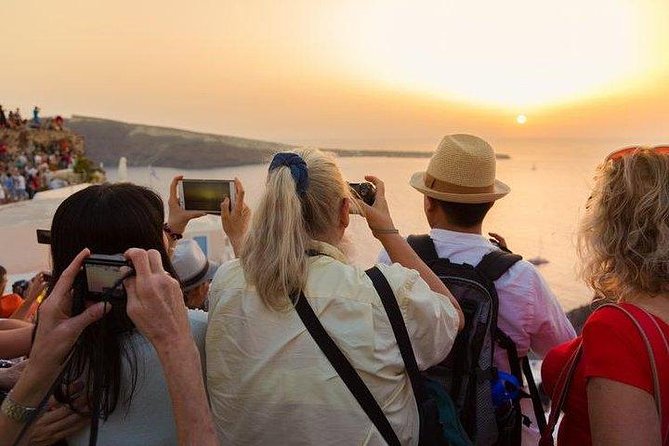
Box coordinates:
[167,175,208,235]
[220,178,251,257]
[123,248,191,351]
[354,176,398,239]
[19,250,110,398]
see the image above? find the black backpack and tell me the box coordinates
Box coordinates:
[407,235,546,446]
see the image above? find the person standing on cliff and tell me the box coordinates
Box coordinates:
[31,106,41,128]
[378,134,576,445]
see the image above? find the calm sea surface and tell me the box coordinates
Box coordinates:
[99,138,624,311]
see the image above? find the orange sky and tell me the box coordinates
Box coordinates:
[2,0,668,144]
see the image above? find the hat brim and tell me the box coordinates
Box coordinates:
[184,261,220,291]
[409,171,510,204]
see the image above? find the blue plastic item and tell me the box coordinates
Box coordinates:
[491,371,521,408]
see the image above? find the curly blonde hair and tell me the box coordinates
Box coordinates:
[578,148,669,302]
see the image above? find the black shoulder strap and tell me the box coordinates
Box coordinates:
[365,267,426,403]
[495,329,522,382]
[292,292,401,446]
[476,250,522,281]
[407,234,440,264]
[522,356,548,433]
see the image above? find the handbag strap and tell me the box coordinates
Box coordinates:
[609,304,668,442]
[539,337,583,445]
[365,267,426,404]
[291,291,401,446]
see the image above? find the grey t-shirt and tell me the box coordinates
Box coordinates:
[68,310,208,446]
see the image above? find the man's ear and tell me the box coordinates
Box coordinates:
[340,198,350,229]
[424,195,437,212]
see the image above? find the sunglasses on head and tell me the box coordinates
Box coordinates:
[606,145,669,162]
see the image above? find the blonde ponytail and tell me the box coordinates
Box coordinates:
[240,149,350,310]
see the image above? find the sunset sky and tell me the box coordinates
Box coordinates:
[3,0,668,145]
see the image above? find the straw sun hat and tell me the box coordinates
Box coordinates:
[409,134,510,204]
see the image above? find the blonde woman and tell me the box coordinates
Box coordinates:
[207,149,464,445]
[542,147,669,446]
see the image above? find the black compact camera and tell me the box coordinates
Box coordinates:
[82,254,133,299]
[72,254,134,316]
[348,182,376,206]
[11,280,29,298]
[36,229,51,245]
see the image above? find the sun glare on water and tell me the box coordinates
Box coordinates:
[334,0,656,111]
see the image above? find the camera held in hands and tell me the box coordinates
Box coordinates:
[12,280,30,298]
[72,254,134,316]
[177,179,236,214]
[82,254,133,299]
[348,182,376,206]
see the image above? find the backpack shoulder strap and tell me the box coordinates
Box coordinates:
[365,267,425,403]
[476,250,522,281]
[292,292,401,446]
[407,234,440,263]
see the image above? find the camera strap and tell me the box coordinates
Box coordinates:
[86,271,133,446]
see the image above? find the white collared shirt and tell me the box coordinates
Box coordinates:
[379,228,575,369]
[206,241,460,445]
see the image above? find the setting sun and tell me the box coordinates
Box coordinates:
[516,114,527,125]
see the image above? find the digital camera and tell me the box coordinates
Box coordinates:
[72,254,134,316]
[348,182,376,206]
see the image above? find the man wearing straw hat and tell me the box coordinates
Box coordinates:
[379,134,575,444]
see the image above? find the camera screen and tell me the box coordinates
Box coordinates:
[86,263,125,294]
[36,229,51,245]
[182,180,231,213]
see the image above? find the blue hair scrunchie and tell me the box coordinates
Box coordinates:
[268,152,309,195]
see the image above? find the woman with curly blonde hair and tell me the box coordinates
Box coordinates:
[542,147,669,446]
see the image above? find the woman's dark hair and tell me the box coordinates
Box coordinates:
[49,183,176,420]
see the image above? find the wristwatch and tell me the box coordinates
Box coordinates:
[1,395,38,423]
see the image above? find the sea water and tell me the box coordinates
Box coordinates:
[107,139,614,311]
[1,138,622,310]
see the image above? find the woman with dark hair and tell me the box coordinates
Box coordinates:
[0,247,217,446]
[47,183,207,446]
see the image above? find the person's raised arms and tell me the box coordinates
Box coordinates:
[220,177,251,257]
[0,319,31,331]
[166,175,207,252]
[10,272,48,321]
[0,326,32,359]
[359,175,464,330]
[124,248,217,446]
[0,248,109,446]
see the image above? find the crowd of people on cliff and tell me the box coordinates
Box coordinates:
[0,136,667,446]
[0,106,64,132]
[0,105,76,205]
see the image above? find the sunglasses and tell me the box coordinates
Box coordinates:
[606,145,669,162]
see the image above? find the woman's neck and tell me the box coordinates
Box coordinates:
[625,294,669,326]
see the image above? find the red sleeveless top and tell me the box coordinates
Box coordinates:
[542,303,669,445]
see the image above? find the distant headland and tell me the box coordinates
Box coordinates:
[68,116,510,169]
